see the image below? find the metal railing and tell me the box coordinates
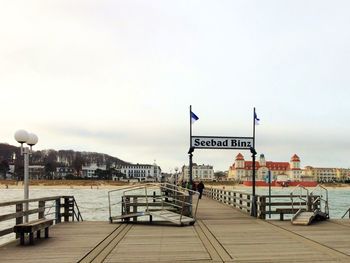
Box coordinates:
[290,185,309,213]
[309,185,329,217]
[341,208,350,219]
[108,183,200,224]
[0,196,82,239]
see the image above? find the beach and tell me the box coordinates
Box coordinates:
[1,180,350,190]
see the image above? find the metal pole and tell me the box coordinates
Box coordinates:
[23,147,29,223]
[189,105,193,185]
[268,170,271,219]
[251,152,257,217]
[252,107,256,198]
[189,153,193,184]
[251,107,257,217]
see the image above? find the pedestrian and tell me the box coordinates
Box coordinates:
[197,181,205,199]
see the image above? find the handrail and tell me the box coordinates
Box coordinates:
[108,183,200,224]
[108,183,154,221]
[73,197,83,221]
[341,208,350,219]
[309,185,329,216]
[290,185,309,212]
[0,195,82,239]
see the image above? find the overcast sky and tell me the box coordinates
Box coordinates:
[1,1,350,172]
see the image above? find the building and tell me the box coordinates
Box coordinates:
[28,165,45,180]
[181,164,214,182]
[228,153,306,182]
[82,163,106,178]
[113,163,161,182]
[303,166,350,182]
[55,167,75,179]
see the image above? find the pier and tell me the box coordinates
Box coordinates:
[1,189,350,262]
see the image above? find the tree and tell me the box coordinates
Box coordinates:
[0,160,9,179]
[73,153,84,176]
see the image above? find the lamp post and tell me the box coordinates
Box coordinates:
[14,129,38,223]
[250,147,257,217]
[174,167,179,186]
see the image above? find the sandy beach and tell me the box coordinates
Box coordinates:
[0,180,349,190]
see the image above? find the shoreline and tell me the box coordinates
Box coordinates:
[0,180,349,189]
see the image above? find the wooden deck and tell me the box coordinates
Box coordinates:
[1,197,350,262]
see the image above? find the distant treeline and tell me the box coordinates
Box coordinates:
[0,143,130,179]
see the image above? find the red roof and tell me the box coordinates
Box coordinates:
[235,153,244,160]
[291,154,300,162]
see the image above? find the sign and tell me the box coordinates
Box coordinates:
[191,136,254,150]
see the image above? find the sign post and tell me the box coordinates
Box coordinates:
[189,106,260,218]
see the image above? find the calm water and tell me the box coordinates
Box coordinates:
[0,186,349,244]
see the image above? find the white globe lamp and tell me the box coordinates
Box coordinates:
[27,133,38,146]
[14,129,29,144]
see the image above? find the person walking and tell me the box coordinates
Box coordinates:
[197,181,205,199]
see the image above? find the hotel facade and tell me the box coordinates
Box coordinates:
[228,153,306,182]
[228,153,350,182]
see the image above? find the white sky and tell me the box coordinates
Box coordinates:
[1,1,350,172]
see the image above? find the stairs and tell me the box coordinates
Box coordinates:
[150,210,195,226]
[290,185,329,226]
[291,211,315,225]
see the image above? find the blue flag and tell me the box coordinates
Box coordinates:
[191,111,199,124]
[254,111,260,125]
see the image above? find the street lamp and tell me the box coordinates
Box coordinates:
[174,167,179,186]
[249,146,257,217]
[14,129,38,223]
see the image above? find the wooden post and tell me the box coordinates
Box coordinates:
[133,196,137,222]
[55,198,61,224]
[38,201,45,219]
[239,193,243,210]
[247,195,251,214]
[307,195,312,212]
[64,197,69,222]
[125,197,130,222]
[16,203,23,239]
[69,197,75,222]
[259,196,266,219]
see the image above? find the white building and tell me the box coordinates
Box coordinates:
[228,153,304,182]
[55,167,75,179]
[82,163,106,178]
[181,164,214,182]
[113,163,161,182]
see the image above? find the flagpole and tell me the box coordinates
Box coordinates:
[251,107,257,217]
[190,105,192,147]
[189,105,193,185]
[252,107,256,196]
[253,107,256,150]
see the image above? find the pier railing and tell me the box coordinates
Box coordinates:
[203,188,320,220]
[203,188,252,214]
[0,196,82,240]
